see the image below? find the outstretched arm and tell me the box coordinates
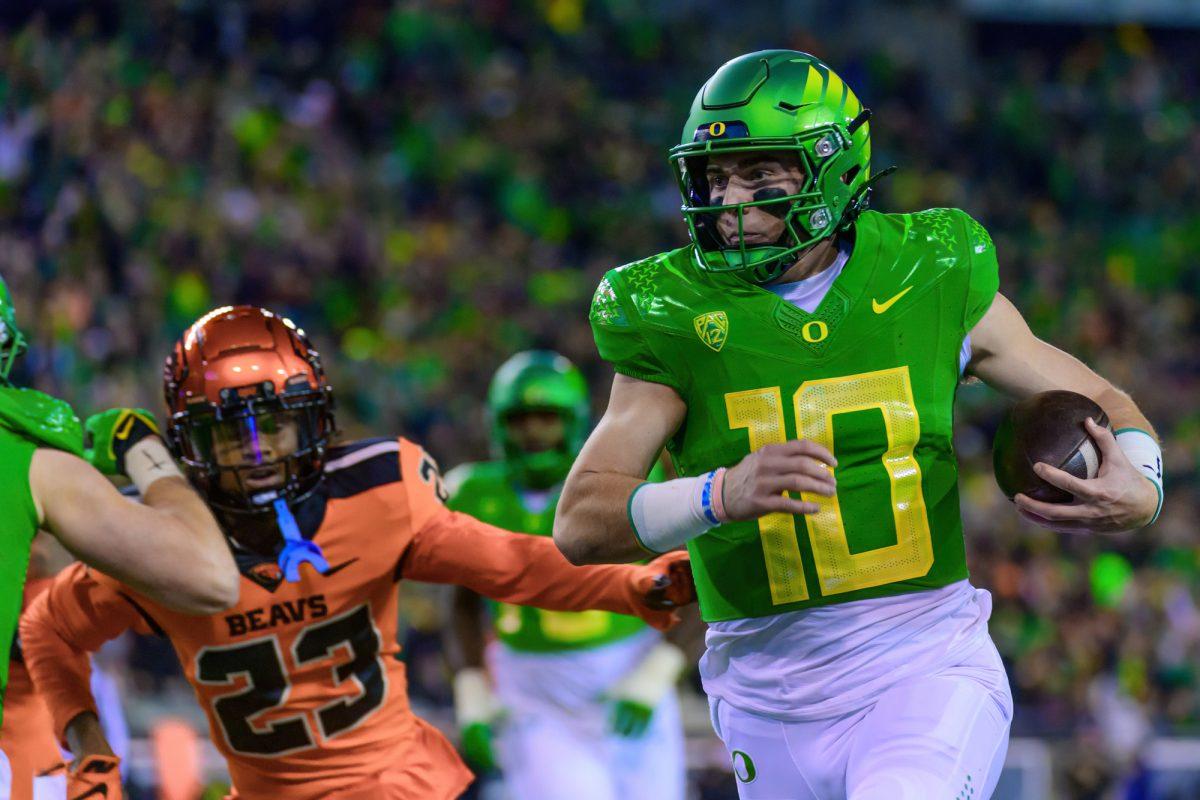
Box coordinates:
[400,508,693,631]
[31,445,237,615]
[553,375,684,564]
[968,293,1160,531]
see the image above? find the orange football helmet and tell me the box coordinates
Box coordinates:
[163,305,335,515]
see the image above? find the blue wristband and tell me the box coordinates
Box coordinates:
[700,469,721,526]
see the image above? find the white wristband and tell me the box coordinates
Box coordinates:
[124,438,185,496]
[1115,429,1163,525]
[629,468,726,554]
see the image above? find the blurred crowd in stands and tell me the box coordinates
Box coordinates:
[1,0,1197,795]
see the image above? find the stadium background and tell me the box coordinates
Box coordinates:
[1,0,1197,797]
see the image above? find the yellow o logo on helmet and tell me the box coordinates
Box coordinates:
[802,321,828,343]
[708,121,727,137]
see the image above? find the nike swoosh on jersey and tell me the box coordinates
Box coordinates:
[323,558,359,577]
[872,285,914,314]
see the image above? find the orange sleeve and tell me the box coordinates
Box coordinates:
[395,437,687,629]
[18,563,144,742]
[397,466,681,633]
[398,437,451,533]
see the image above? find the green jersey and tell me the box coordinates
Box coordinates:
[590,208,998,622]
[446,461,650,652]
[0,386,81,723]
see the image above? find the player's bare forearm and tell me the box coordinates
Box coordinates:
[139,474,241,598]
[969,292,1160,530]
[968,294,1156,433]
[555,374,686,565]
[1087,384,1157,437]
[555,468,651,564]
[31,449,237,614]
[65,711,116,760]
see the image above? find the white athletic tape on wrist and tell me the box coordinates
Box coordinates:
[453,668,498,726]
[629,468,726,554]
[124,438,185,496]
[609,642,687,709]
[1115,429,1164,525]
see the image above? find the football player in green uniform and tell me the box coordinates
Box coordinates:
[0,276,237,784]
[447,350,685,800]
[554,51,1163,799]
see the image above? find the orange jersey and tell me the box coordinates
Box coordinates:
[1,577,68,800]
[20,437,682,800]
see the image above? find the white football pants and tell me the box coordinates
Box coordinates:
[489,632,686,800]
[709,639,1013,800]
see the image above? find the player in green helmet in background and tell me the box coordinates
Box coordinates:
[447,350,686,800]
[0,276,237,754]
[555,51,1163,799]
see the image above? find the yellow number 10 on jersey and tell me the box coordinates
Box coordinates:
[725,366,934,606]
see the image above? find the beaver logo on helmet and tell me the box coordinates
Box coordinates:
[163,305,336,516]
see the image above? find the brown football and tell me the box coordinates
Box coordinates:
[992,390,1110,503]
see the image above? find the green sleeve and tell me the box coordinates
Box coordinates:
[960,210,999,332]
[588,272,682,392]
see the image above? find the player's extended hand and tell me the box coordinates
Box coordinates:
[67,754,123,800]
[641,551,696,611]
[628,551,696,630]
[722,439,837,521]
[1014,418,1160,534]
[83,408,162,476]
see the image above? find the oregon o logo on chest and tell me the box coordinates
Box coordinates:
[708,121,727,137]
[802,320,828,343]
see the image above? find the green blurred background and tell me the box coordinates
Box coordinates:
[1,1,1197,797]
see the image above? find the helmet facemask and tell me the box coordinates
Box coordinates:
[171,378,333,516]
[672,125,862,285]
[496,406,577,491]
[670,50,878,285]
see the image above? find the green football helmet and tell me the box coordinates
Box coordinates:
[670,50,874,284]
[0,276,28,385]
[488,350,589,489]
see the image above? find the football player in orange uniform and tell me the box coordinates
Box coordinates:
[1,537,70,800]
[20,306,693,800]
[5,535,130,800]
